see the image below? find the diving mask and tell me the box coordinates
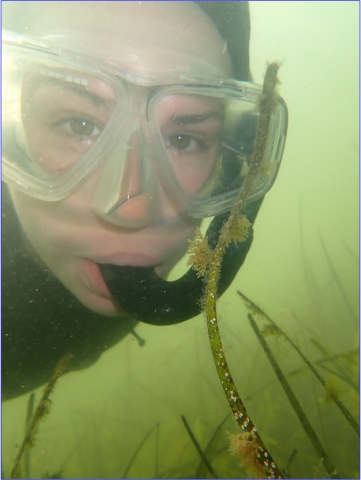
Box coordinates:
[2,32,287,223]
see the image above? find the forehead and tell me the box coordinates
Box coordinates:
[30,2,232,78]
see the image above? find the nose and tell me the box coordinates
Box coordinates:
[91,128,157,228]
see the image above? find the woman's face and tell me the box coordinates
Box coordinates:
[9,2,232,316]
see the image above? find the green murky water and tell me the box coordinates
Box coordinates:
[2,2,358,478]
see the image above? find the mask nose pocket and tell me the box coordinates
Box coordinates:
[91,124,157,228]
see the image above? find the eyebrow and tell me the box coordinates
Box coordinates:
[169,112,223,126]
[36,77,115,109]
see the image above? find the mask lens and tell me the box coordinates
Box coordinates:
[154,93,226,195]
[3,49,119,196]
[21,69,116,176]
[152,89,262,216]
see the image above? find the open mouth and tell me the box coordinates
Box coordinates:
[95,210,258,326]
[84,251,161,298]
[84,259,114,299]
[97,262,202,326]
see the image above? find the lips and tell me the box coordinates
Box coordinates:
[84,259,114,299]
[83,251,161,298]
[91,252,159,267]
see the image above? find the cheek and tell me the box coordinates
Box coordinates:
[9,189,72,267]
[10,186,198,269]
[9,190,111,312]
[172,147,218,195]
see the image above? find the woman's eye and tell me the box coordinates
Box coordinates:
[167,134,206,152]
[69,118,99,136]
[169,135,192,150]
[55,117,102,138]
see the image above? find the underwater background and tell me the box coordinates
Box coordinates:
[2,2,359,478]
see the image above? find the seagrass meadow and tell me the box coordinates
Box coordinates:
[2,2,359,478]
